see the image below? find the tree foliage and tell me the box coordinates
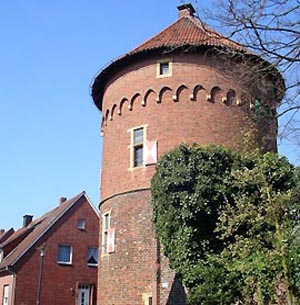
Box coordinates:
[151,144,300,304]
[200,0,300,149]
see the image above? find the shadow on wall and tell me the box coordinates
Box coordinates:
[166,275,187,305]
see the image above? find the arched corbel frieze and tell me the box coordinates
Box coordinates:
[129,93,142,111]
[190,84,206,101]
[119,97,129,115]
[110,104,118,120]
[158,86,172,103]
[174,84,189,102]
[143,89,156,106]
[209,86,223,103]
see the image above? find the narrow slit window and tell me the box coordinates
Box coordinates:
[133,127,144,167]
[102,212,110,255]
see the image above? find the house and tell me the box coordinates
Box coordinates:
[91,3,283,305]
[0,191,99,305]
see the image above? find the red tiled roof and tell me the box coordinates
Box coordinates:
[0,228,14,244]
[130,14,244,54]
[0,192,95,271]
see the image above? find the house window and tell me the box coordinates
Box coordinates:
[2,285,9,305]
[157,60,172,78]
[129,126,147,168]
[102,212,110,255]
[77,219,85,230]
[87,247,99,266]
[57,244,72,265]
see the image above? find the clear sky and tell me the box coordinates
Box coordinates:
[0,0,298,231]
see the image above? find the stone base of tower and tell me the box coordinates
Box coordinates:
[97,189,186,305]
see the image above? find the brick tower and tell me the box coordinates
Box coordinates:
[91,4,283,305]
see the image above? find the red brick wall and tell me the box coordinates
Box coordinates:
[98,190,157,305]
[97,52,277,305]
[100,53,277,200]
[13,197,99,305]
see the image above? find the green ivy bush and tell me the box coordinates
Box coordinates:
[151,144,300,305]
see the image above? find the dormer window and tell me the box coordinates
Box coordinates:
[157,60,172,78]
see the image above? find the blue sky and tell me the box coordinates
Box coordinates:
[0,0,298,231]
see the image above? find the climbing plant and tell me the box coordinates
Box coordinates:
[151,144,300,304]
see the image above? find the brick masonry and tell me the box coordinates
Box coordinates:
[97,51,278,305]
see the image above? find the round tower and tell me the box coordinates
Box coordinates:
[91,4,283,305]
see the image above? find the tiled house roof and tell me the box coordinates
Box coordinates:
[0,192,92,271]
[0,228,14,244]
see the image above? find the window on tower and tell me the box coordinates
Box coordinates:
[157,59,172,78]
[129,125,147,168]
[102,212,110,255]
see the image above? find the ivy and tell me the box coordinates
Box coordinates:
[151,144,300,305]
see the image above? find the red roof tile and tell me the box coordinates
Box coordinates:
[130,14,244,54]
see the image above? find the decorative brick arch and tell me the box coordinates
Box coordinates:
[119,97,129,115]
[143,89,156,106]
[158,86,173,103]
[174,85,189,102]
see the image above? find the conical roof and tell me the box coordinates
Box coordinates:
[130,4,244,54]
[91,4,247,110]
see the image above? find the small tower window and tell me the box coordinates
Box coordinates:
[160,62,169,75]
[129,125,147,168]
[157,60,172,78]
[102,212,110,255]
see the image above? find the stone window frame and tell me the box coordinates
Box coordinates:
[101,211,111,256]
[128,124,148,170]
[156,59,173,78]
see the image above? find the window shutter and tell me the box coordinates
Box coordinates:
[144,140,157,165]
[107,228,115,253]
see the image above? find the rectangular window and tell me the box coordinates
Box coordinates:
[102,212,110,255]
[2,285,9,305]
[160,62,169,75]
[57,244,72,264]
[133,127,144,167]
[157,60,172,78]
[77,219,85,230]
[87,247,99,266]
[129,125,147,168]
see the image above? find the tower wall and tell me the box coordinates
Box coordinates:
[100,53,276,200]
[97,52,277,305]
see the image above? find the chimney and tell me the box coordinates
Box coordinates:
[23,215,33,227]
[59,197,67,205]
[177,3,196,18]
[0,229,4,235]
